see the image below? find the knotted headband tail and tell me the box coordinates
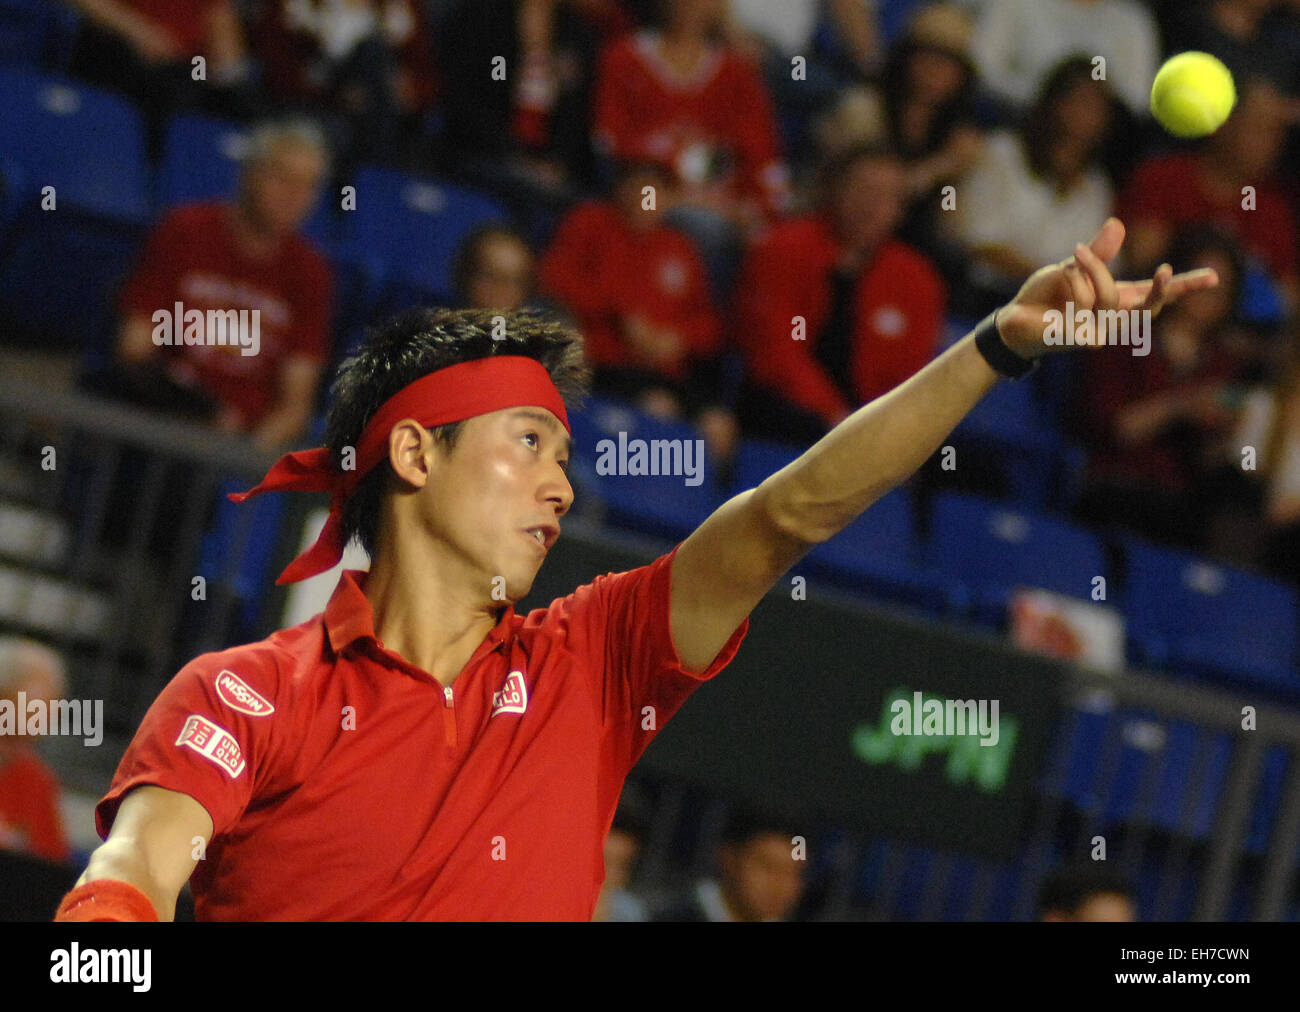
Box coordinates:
[228,356,571,584]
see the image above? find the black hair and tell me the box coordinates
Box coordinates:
[1021,55,1118,181]
[324,307,590,559]
[1037,861,1136,917]
[450,224,535,306]
[881,38,975,160]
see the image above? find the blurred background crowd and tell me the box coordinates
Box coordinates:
[3,0,1300,921]
[10,0,1299,574]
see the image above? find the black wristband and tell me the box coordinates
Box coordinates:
[973,309,1038,380]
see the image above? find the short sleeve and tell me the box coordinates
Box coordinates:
[95,657,279,841]
[559,544,749,778]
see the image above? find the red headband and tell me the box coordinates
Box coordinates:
[229,355,571,585]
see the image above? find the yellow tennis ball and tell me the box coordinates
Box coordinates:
[1150,51,1236,138]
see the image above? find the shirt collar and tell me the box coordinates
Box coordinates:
[324,569,515,662]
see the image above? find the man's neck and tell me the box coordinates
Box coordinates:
[362,545,505,688]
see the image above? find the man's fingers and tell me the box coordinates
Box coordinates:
[1074,241,1118,310]
[1159,266,1220,302]
[1087,216,1126,264]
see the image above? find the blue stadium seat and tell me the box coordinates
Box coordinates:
[156,114,251,207]
[924,492,1107,624]
[335,167,508,312]
[0,0,79,70]
[950,373,1065,508]
[567,396,722,541]
[728,440,958,612]
[196,475,288,634]
[1120,537,1300,699]
[0,69,151,347]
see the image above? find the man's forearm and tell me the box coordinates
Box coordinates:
[758,328,1002,545]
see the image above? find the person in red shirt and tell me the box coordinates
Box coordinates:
[0,638,72,865]
[539,160,734,453]
[592,0,788,224]
[1120,78,1298,313]
[58,224,1220,920]
[108,119,334,450]
[735,144,946,445]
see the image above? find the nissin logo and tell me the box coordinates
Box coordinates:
[214,670,275,717]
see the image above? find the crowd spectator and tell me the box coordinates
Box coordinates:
[539,160,735,456]
[948,57,1118,316]
[970,0,1160,118]
[87,119,334,451]
[1075,225,1250,553]
[653,807,807,922]
[68,0,253,149]
[253,0,439,165]
[880,4,983,277]
[0,638,72,865]
[1120,78,1299,314]
[1038,861,1138,921]
[734,144,945,446]
[592,0,789,293]
[452,225,538,311]
[439,0,617,206]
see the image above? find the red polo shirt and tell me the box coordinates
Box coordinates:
[95,545,747,921]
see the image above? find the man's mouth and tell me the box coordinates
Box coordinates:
[523,525,559,553]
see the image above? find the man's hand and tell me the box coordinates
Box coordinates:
[994,217,1221,360]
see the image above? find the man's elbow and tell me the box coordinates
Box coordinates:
[750,478,832,551]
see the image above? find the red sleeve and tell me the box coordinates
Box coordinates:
[591,40,639,158]
[538,204,623,362]
[556,544,748,781]
[285,248,333,362]
[875,253,945,393]
[120,211,189,319]
[95,657,281,841]
[723,55,786,216]
[539,205,617,319]
[736,229,849,425]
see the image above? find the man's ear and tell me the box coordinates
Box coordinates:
[387,419,438,489]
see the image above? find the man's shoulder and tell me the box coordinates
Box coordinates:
[172,618,325,705]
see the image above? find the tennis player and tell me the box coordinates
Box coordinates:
[57,218,1215,921]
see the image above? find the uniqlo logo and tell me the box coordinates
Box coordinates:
[176,715,246,778]
[490,671,529,717]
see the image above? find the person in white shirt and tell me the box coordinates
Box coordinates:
[949,56,1117,312]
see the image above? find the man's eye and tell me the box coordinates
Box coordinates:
[523,432,539,449]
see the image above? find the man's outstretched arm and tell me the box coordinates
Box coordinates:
[669,218,1220,672]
